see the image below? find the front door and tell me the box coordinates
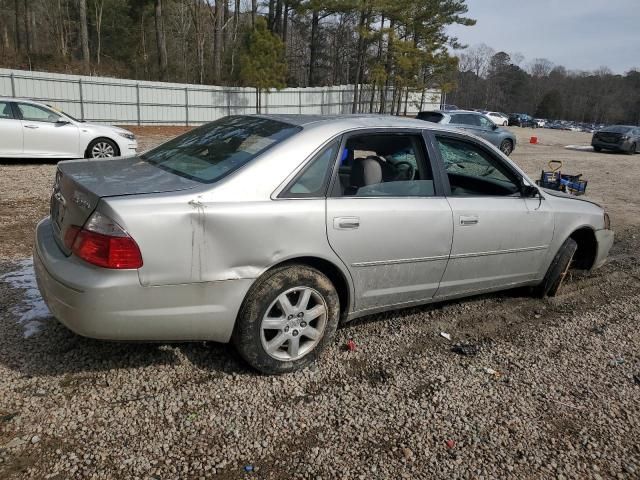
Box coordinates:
[430,133,554,298]
[326,131,453,313]
[0,101,23,156]
[16,102,80,158]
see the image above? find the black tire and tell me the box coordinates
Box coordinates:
[593,146,602,152]
[627,143,637,155]
[232,264,340,374]
[86,138,120,159]
[499,139,514,156]
[534,238,578,298]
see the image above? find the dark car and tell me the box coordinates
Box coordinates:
[508,113,537,128]
[416,110,517,155]
[592,125,640,154]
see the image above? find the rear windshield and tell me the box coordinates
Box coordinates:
[141,116,301,183]
[416,112,444,123]
[602,126,632,133]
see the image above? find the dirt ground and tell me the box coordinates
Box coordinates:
[0,126,639,479]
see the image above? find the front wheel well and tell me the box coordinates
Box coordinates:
[569,227,598,270]
[264,257,351,319]
[85,137,120,158]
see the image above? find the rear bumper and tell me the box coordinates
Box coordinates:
[34,217,252,342]
[591,140,631,152]
[593,229,614,270]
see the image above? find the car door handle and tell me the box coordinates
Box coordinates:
[24,125,39,129]
[460,215,478,226]
[334,217,360,230]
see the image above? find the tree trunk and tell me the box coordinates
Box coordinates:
[267,0,275,30]
[379,18,394,114]
[94,0,104,65]
[251,0,257,28]
[154,0,168,81]
[351,10,368,113]
[78,0,90,73]
[282,2,289,44]
[308,10,319,87]
[274,0,283,34]
[213,0,223,83]
[14,0,21,52]
[23,0,32,55]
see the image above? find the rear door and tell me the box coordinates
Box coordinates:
[428,132,554,298]
[16,102,80,157]
[0,101,23,156]
[326,129,453,313]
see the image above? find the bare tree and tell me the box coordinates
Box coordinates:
[78,0,90,73]
[155,0,168,80]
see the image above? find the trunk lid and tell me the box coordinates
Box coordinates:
[50,156,200,254]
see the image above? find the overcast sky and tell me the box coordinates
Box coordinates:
[447,0,640,74]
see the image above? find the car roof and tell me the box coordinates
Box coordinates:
[253,113,432,129]
[0,97,42,104]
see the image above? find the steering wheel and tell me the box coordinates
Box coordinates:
[392,161,415,181]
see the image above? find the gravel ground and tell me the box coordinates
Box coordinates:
[1,126,639,479]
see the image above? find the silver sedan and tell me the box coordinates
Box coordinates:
[34,115,614,373]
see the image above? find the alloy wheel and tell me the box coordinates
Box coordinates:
[91,142,115,158]
[260,287,328,361]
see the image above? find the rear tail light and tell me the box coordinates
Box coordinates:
[67,211,143,269]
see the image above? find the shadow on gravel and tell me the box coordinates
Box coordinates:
[0,158,61,165]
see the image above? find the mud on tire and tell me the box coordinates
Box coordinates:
[232,264,340,374]
[535,237,578,298]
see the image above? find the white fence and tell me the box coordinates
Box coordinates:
[0,68,441,125]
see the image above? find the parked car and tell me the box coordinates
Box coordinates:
[441,104,459,111]
[34,114,614,373]
[485,111,509,126]
[0,97,137,159]
[535,118,547,128]
[592,125,640,154]
[508,113,537,128]
[416,110,517,155]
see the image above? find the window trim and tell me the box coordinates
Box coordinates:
[428,131,526,198]
[327,128,444,199]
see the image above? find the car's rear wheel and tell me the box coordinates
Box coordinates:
[87,138,119,159]
[534,238,577,298]
[499,139,514,156]
[593,146,602,152]
[233,265,340,374]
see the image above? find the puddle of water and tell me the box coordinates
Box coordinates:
[0,258,51,337]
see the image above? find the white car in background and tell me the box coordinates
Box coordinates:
[0,97,136,159]
[485,111,509,126]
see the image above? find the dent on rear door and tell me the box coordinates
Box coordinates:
[125,195,339,287]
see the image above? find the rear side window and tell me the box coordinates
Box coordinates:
[0,101,14,119]
[416,112,443,123]
[142,116,301,183]
[281,141,340,198]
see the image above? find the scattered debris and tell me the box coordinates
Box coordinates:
[609,358,625,367]
[445,439,456,449]
[484,367,500,377]
[451,343,480,356]
[346,339,357,352]
[633,374,640,386]
[440,332,452,341]
[590,324,607,335]
[244,465,254,473]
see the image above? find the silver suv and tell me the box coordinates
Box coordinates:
[417,110,517,155]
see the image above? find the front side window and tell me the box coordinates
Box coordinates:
[435,136,520,196]
[17,103,60,123]
[0,102,14,119]
[333,133,435,197]
[281,141,339,198]
[142,116,301,183]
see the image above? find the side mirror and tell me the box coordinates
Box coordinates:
[491,123,498,130]
[55,118,70,126]
[520,184,539,198]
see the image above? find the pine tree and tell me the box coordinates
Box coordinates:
[239,17,287,113]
